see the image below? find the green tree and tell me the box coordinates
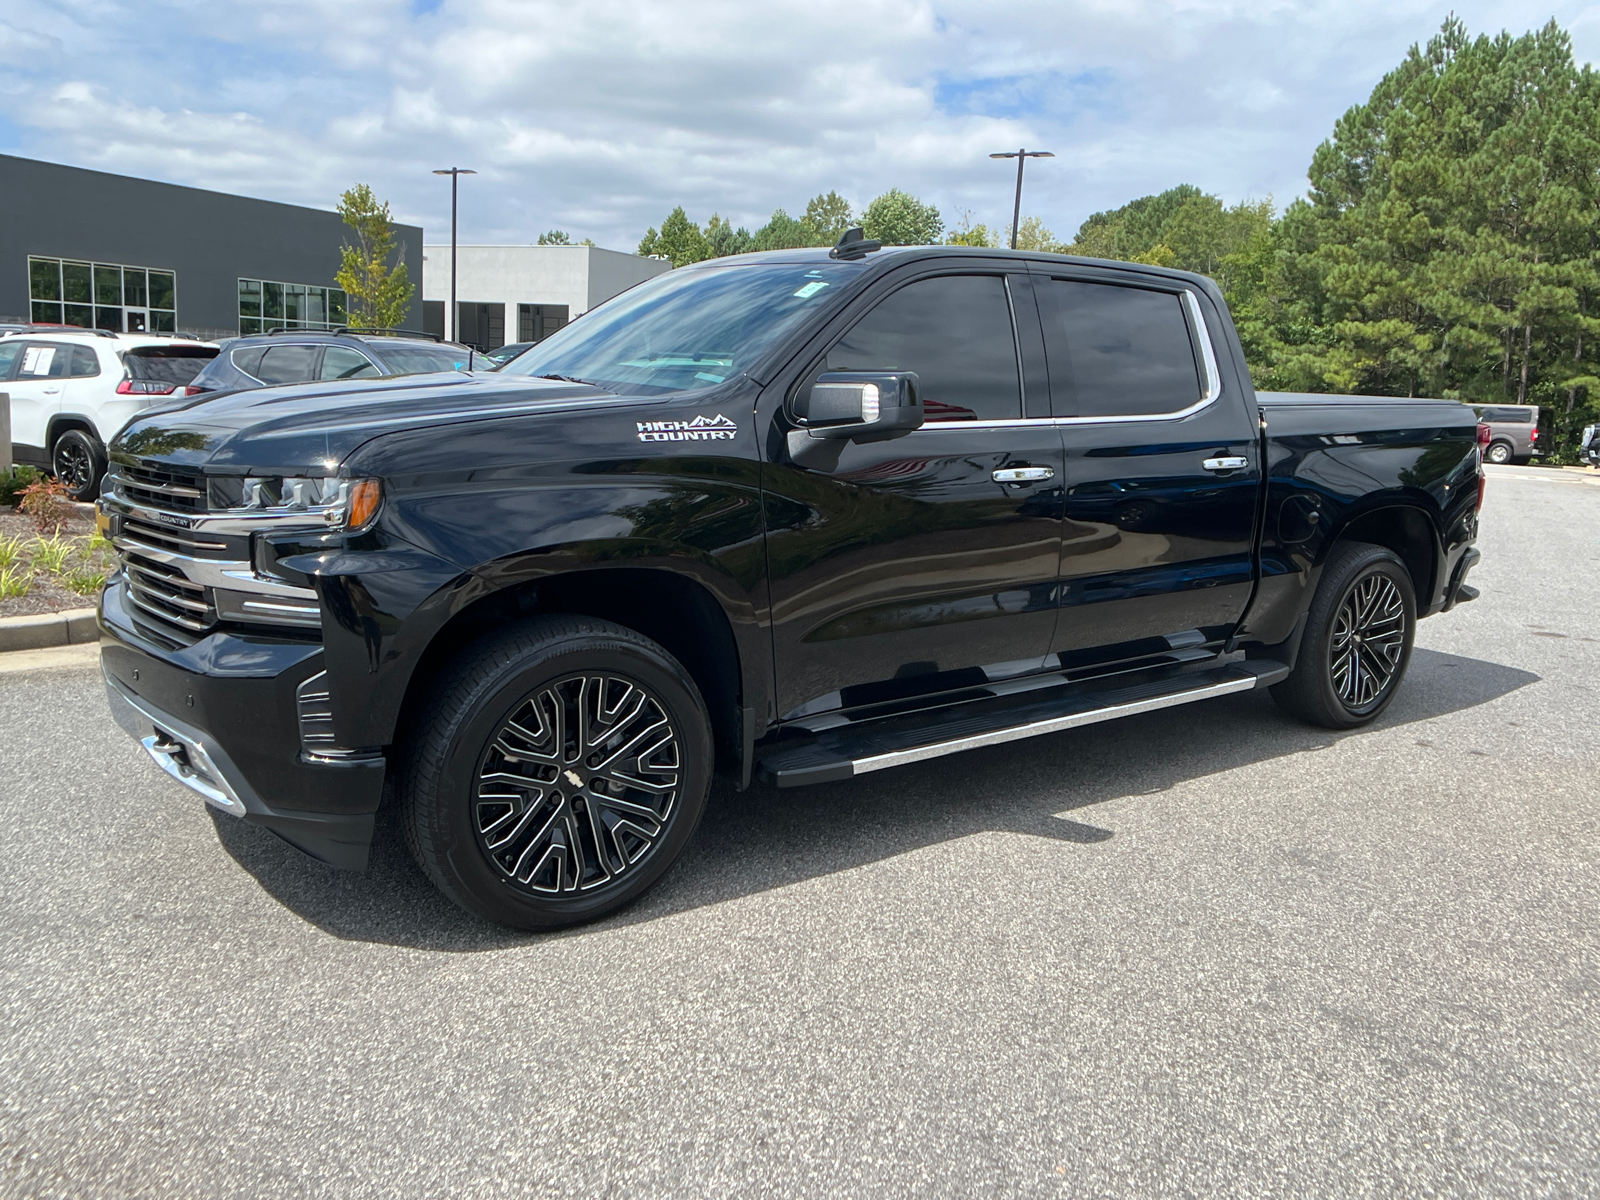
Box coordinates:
[637,207,713,267]
[704,214,754,257]
[803,191,854,242]
[538,230,571,245]
[1267,17,1600,450]
[751,208,815,251]
[862,189,943,245]
[335,184,414,329]
[1007,216,1068,253]
[945,210,996,247]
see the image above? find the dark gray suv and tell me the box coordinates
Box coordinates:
[183,329,482,396]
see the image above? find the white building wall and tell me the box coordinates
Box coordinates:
[421,245,670,337]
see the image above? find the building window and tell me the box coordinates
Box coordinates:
[518,303,569,343]
[29,256,177,332]
[238,278,347,334]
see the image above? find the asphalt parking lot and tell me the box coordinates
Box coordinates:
[3,463,1598,1198]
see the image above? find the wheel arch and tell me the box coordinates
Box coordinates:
[1322,501,1441,609]
[393,562,752,781]
[46,413,103,451]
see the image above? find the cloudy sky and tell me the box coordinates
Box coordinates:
[2,1,1596,250]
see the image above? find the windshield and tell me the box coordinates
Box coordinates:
[373,342,477,374]
[499,261,860,394]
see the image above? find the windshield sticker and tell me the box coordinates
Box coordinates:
[792,281,829,299]
[637,414,738,442]
[694,371,726,383]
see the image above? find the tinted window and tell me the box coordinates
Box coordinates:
[1477,406,1534,423]
[1039,280,1201,417]
[255,344,320,385]
[230,347,268,379]
[17,343,70,378]
[321,346,381,380]
[826,274,1020,422]
[69,345,100,377]
[126,347,217,384]
[371,343,474,375]
[0,340,24,380]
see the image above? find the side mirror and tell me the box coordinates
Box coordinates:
[791,371,922,442]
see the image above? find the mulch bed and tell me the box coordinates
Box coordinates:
[0,503,114,619]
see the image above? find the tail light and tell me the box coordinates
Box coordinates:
[116,379,177,396]
[1476,422,1491,446]
[1530,428,1539,444]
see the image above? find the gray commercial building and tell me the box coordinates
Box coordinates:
[0,154,423,338]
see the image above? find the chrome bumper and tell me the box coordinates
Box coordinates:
[104,663,250,818]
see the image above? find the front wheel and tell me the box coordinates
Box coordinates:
[1271,541,1417,730]
[52,429,105,501]
[401,616,713,930]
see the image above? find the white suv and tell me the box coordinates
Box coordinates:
[0,328,218,500]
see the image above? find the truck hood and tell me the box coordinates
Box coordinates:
[111,371,632,474]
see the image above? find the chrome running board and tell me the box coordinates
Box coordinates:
[758,660,1288,788]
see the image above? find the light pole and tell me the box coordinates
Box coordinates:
[432,167,477,341]
[989,149,1054,250]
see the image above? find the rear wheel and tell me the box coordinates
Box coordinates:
[1484,440,1513,465]
[402,616,712,930]
[1271,541,1416,730]
[52,429,104,501]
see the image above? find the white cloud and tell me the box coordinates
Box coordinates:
[2,0,1597,249]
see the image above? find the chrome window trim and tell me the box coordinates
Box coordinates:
[957,284,1224,428]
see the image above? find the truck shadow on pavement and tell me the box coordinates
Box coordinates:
[211,647,1539,950]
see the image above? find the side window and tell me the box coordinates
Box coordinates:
[825,274,1020,422]
[17,343,69,378]
[69,345,101,377]
[320,346,380,381]
[0,340,25,380]
[230,347,268,379]
[1038,280,1202,418]
[255,344,321,385]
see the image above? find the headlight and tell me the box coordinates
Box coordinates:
[210,476,383,530]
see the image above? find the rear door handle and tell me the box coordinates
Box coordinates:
[43,386,61,394]
[1202,456,1248,472]
[993,466,1055,484]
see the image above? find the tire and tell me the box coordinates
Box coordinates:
[1484,440,1513,465]
[401,616,713,930]
[52,429,105,501]
[1270,541,1417,730]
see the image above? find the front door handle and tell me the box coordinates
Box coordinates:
[1202,455,1248,472]
[993,465,1055,484]
[43,386,61,394]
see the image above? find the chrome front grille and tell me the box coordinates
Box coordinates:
[113,462,208,514]
[121,550,217,633]
[104,460,323,643]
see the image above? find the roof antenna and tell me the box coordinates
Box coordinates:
[830,227,882,261]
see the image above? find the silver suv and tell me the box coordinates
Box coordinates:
[1471,404,1541,464]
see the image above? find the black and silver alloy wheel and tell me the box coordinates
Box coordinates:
[1328,572,1406,713]
[476,674,681,894]
[1271,540,1417,730]
[403,616,712,931]
[52,429,104,501]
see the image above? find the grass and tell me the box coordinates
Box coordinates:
[0,564,30,599]
[29,536,74,574]
[0,523,117,610]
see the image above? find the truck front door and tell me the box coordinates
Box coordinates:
[760,268,1064,722]
[1034,273,1261,672]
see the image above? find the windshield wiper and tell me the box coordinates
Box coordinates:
[535,373,605,388]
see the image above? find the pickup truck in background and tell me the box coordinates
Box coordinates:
[96,233,1484,930]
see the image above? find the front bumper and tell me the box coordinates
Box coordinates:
[100,581,384,870]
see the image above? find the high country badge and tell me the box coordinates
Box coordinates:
[636,414,738,442]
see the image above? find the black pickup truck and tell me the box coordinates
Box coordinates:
[96,234,1484,929]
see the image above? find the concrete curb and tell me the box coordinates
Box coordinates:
[0,608,98,653]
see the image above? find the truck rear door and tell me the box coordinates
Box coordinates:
[1034,273,1260,671]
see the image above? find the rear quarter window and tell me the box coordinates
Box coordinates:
[125,346,218,385]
